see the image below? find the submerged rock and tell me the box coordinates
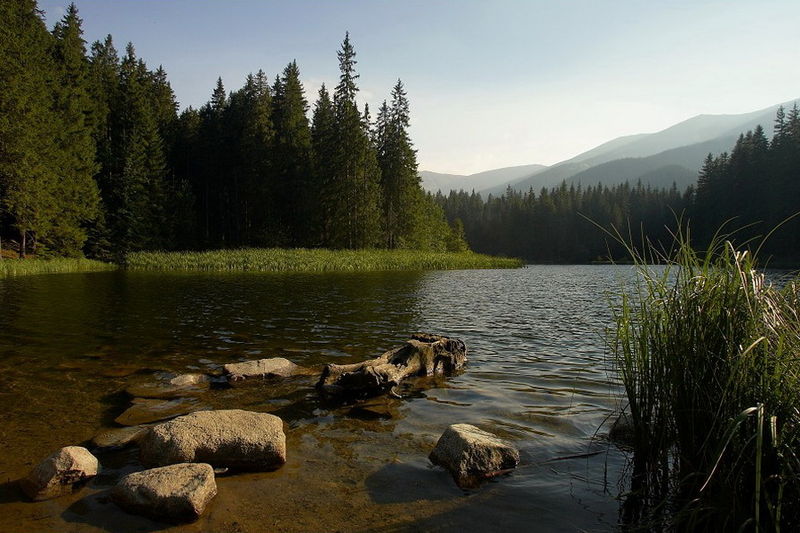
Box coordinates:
[125,373,210,399]
[317,334,467,398]
[139,409,286,471]
[20,446,99,501]
[112,463,217,522]
[223,357,300,382]
[114,397,204,426]
[91,425,150,450]
[429,424,519,488]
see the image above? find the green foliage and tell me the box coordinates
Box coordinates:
[0,257,114,277]
[126,247,521,272]
[609,228,800,530]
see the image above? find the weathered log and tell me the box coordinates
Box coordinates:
[316,333,466,398]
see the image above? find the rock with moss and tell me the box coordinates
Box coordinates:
[20,446,99,500]
[139,409,286,471]
[112,463,216,522]
[429,424,519,488]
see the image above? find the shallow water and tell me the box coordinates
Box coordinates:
[0,265,637,532]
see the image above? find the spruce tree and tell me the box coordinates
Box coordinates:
[310,84,337,246]
[330,33,383,248]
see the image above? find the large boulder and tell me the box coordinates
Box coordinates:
[112,463,216,522]
[317,333,467,398]
[429,424,519,488]
[139,409,286,471]
[20,446,99,501]
[223,357,300,382]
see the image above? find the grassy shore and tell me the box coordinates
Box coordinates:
[0,257,115,278]
[126,248,522,272]
[610,231,800,530]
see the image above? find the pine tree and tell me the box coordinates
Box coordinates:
[310,84,337,246]
[48,3,100,255]
[330,33,383,248]
[272,61,311,245]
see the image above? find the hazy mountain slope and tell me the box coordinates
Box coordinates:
[485,100,794,196]
[420,163,547,193]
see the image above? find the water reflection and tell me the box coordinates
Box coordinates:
[0,266,635,532]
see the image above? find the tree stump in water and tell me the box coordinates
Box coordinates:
[316,334,467,398]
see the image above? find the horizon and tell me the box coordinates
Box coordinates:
[38,0,800,175]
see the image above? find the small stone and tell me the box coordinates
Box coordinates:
[112,463,217,522]
[114,398,204,426]
[429,424,520,488]
[139,409,286,471]
[125,373,210,399]
[609,412,635,446]
[91,426,149,449]
[20,446,99,501]
[224,357,300,382]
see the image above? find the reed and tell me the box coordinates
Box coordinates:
[0,257,115,278]
[609,227,800,530]
[125,248,522,272]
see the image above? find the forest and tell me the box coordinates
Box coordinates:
[437,105,800,263]
[0,1,465,261]
[2,1,799,265]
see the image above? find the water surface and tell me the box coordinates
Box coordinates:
[0,265,634,532]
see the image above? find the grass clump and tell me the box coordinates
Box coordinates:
[125,248,522,272]
[610,229,800,531]
[0,257,115,278]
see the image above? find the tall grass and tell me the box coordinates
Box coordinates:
[0,257,115,278]
[125,248,522,272]
[609,228,800,531]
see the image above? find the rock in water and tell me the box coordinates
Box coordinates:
[139,409,286,471]
[20,446,99,500]
[91,425,150,450]
[429,424,519,488]
[223,357,300,382]
[125,373,210,399]
[317,334,467,398]
[114,397,204,426]
[112,463,217,522]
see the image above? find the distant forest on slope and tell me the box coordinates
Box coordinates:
[2,2,798,265]
[0,2,466,260]
[437,108,800,263]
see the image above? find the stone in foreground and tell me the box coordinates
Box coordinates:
[223,357,300,382]
[139,409,286,471]
[317,333,467,398]
[20,446,99,501]
[112,463,216,522]
[429,424,519,488]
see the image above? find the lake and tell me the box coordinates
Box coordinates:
[0,265,635,532]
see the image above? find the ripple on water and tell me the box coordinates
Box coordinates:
[0,265,642,532]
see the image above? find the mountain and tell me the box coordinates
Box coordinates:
[480,99,795,196]
[420,163,547,193]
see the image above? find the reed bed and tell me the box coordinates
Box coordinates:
[125,248,522,272]
[610,229,800,530]
[0,257,115,278]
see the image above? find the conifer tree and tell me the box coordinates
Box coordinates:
[311,84,337,245]
[330,33,383,248]
[48,3,100,255]
[272,61,311,245]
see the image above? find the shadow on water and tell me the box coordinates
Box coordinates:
[0,266,640,531]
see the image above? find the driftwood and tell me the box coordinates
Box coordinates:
[316,333,467,398]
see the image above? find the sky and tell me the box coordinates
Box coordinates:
[40,0,800,175]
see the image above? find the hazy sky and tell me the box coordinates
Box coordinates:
[40,0,800,175]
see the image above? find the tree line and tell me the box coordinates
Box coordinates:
[0,2,465,260]
[436,105,800,264]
